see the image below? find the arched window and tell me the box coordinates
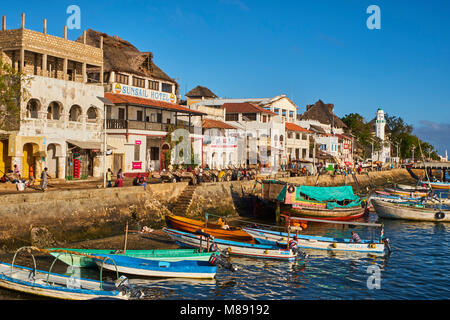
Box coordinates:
[26,99,40,119]
[69,105,83,122]
[47,101,62,120]
[87,106,98,122]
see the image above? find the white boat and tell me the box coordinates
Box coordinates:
[372,199,450,222]
[163,228,298,261]
[243,227,386,254]
[0,247,138,300]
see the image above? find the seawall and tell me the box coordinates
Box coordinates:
[0,169,414,250]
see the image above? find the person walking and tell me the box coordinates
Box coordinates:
[40,167,50,191]
[106,168,112,188]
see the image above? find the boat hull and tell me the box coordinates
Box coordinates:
[281,203,366,220]
[166,215,255,242]
[419,181,450,190]
[384,188,429,198]
[48,248,214,268]
[163,228,297,261]
[94,254,217,279]
[243,228,385,254]
[0,262,126,300]
[372,199,450,222]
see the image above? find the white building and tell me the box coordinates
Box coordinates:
[0,15,106,179]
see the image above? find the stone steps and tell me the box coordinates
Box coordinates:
[171,186,197,215]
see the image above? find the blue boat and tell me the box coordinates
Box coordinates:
[93,254,218,279]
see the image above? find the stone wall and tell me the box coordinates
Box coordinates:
[0,169,415,250]
[0,186,169,250]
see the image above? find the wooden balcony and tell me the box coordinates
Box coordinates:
[106,119,196,133]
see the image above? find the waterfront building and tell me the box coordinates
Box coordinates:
[0,14,106,179]
[221,102,284,167]
[187,94,301,168]
[79,30,205,175]
[297,99,354,166]
[201,119,237,169]
[285,122,311,162]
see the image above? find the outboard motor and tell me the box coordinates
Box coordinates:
[115,275,144,299]
[289,238,308,259]
[209,253,237,272]
[383,238,392,254]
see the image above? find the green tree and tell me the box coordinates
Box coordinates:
[0,57,30,131]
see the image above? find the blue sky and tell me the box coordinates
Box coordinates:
[2,0,449,155]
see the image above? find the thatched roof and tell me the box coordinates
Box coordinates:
[298,100,347,129]
[186,86,217,99]
[77,29,176,84]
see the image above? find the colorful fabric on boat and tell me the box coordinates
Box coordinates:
[326,200,361,210]
[296,185,360,202]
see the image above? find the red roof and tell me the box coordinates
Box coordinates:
[202,119,236,129]
[105,93,206,115]
[285,122,311,133]
[222,102,277,115]
[335,134,353,140]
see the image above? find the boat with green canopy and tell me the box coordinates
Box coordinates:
[261,180,366,220]
[47,248,216,268]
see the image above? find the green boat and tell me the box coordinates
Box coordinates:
[47,248,215,268]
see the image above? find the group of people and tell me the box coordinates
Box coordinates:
[1,164,50,192]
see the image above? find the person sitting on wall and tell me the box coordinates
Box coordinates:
[133,174,140,186]
[138,174,147,190]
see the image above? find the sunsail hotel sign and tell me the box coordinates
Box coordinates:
[113,83,177,104]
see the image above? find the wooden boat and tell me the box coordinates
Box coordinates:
[281,211,365,223]
[243,227,386,254]
[280,184,366,219]
[282,204,366,219]
[165,214,255,242]
[93,254,217,279]
[372,199,450,222]
[384,187,429,198]
[419,181,450,190]
[163,228,298,261]
[48,248,215,268]
[395,184,430,192]
[0,246,137,300]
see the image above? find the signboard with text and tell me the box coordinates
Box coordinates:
[113,83,176,104]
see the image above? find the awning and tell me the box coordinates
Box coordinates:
[67,140,116,150]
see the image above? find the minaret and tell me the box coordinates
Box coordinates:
[375,108,386,141]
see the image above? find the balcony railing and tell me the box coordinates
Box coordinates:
[106,119,196,133]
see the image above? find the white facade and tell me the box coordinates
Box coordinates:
[17,75,105,178]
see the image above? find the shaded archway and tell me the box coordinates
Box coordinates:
[22,143,39,179]
[87,106,99,122]
[69,105,83,122]
[26,99,41,119]
[47,101,63,120]
[47,143,61,178]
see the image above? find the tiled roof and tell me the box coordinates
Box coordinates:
[222,102,277,115]
[105,93,206,115]
[285,122,311,133]
[202,119,236,129]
